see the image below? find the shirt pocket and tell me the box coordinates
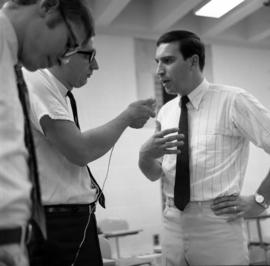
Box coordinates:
[191,127,239,156]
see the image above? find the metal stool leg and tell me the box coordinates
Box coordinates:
[115,237,120,258]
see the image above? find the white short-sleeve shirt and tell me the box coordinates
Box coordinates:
[23,69,97,205]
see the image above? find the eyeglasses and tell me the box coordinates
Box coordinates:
[77,49,96,64]
[59,5,80,59]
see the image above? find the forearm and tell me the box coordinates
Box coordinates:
[138,153,163,181]
[82,111,130,161]
[42,112,131,166]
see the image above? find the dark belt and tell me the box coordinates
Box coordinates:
[0,224,32,245]
[44,203,96,214]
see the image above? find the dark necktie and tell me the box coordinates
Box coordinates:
[14,65,47,238]
[66,91,105,208]
[174,95,190,211]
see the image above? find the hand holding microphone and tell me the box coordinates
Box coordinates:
[126,98,156,128]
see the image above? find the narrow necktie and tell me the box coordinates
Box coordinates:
[174,95,190,211]
[14,65,46,237]
[66,91,105,208]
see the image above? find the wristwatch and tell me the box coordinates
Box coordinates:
[254,193,269,209]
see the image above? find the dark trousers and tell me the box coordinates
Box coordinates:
[28,207,103,266]
[27,219,47,266]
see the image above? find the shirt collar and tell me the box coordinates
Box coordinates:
[0,10,19,65]
[187,78,209,110]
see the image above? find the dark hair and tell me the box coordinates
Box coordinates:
[11,0,37,3]
[59,0,95,46]
[156,30,205,71]
[12,0,95,46]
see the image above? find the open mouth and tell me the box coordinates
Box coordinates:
[162,80,170,86]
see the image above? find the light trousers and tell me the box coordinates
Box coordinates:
[162,200,249,266]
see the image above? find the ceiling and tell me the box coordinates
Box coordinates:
[1,0,270,49]
[89,0,270,49]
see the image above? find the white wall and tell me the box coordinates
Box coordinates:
[74,35,270,257]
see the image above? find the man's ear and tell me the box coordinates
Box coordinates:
[189,54,199,69]
[39,0,61,27]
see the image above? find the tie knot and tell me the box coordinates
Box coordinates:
[66,90,73,98]
[14,64,23,81]
[181,95,189,106]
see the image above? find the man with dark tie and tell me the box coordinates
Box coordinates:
[0,0,93,265]
[23,38,156,266]
[139,30,270,265]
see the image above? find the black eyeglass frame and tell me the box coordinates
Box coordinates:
[77,50,96,63]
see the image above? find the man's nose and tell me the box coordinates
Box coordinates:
[156,63,165,76]
[90,58,99,70]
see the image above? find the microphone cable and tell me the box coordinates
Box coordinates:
[71,145,115,266]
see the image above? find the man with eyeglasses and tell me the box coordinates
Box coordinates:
[23,38,156,266]
[0,0,94,265]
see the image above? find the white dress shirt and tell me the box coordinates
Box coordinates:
[158,79,270,201]
[23,69,97,205]
[0,11,32,227]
